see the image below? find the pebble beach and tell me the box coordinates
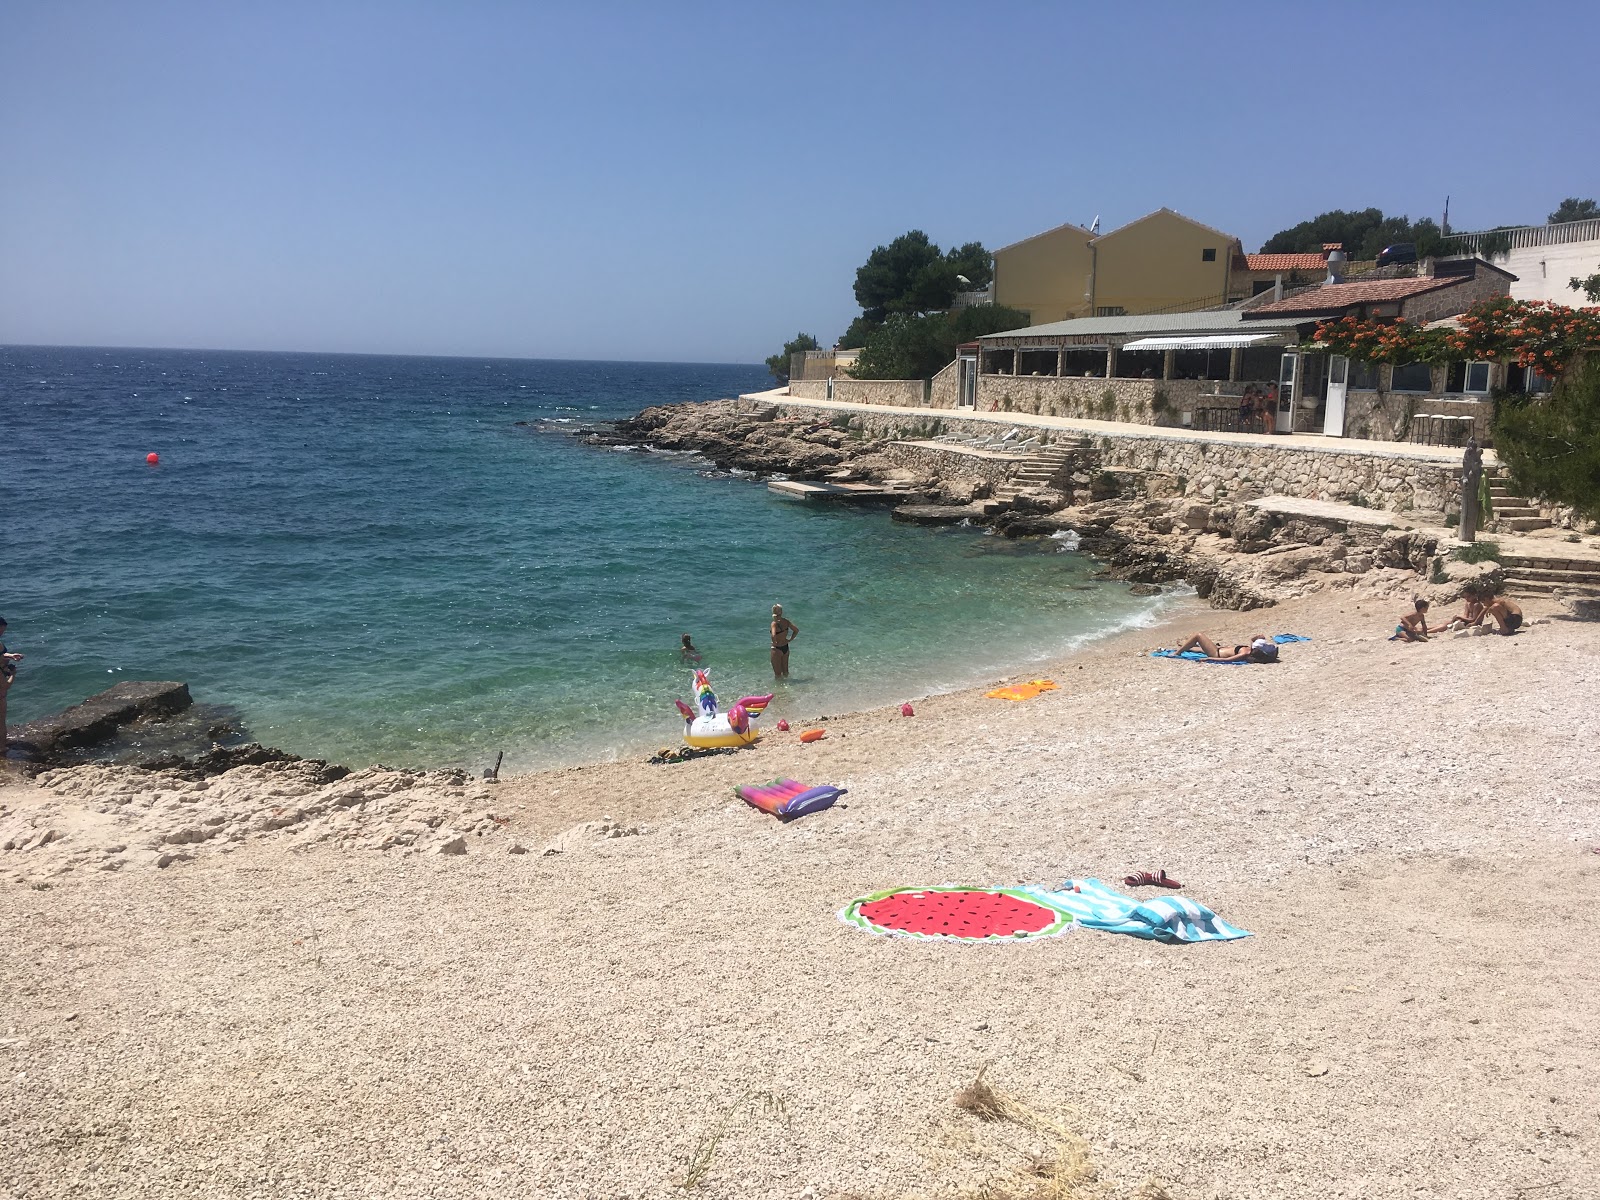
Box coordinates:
[3,576,1596,1200]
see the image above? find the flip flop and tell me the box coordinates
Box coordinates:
[1123,869,1182,889]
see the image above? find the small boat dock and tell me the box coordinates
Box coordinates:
[767,479,925,503]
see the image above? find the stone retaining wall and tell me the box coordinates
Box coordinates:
[929,359,961,409]
[976,375,1165,423]
[762,401,1461,515]
[788,378,928,406]
[1090,435,1459,513]
[878,442,1024,485]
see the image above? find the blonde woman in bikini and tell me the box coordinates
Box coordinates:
[770,604,798,679]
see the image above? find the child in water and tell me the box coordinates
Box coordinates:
[680,634,703,664]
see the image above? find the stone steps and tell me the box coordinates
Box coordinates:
[1503,577,1600,597]
[1497,549,1600,597]
[1493,515,1554,532]
[1503,566,1600,585]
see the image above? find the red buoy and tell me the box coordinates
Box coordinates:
[146,452,160,465]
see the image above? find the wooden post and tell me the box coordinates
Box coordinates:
[1459,438,1482,542]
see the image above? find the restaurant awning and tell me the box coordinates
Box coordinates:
[1119,333,1281,351]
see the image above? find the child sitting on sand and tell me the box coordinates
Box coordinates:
[1394,598,1444,642]
[1172,632,1279,663]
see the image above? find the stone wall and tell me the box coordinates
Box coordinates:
[878,442,1024,485]
[1404,270,1511,322]
[1343,386,1495,445]
[787,378,929,406]
[976,375,1162,422]
[929,359,962,409]
[1091,434,1459,514]
[762,400,1464,516]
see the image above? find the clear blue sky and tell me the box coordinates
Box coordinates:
[2,0,1596,363]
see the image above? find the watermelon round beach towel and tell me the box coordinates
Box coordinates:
[841,886,1072,943]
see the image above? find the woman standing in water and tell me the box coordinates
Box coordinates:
[770,604,799,679]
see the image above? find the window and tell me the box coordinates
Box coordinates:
[1095,305,1126,317]
[1390,362,1433,392]
[1201,248,1217,262]
[1349,359,1380,389]
[1446,361,1493,394]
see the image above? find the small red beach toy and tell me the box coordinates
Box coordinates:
[145,452,160,465]
[900,703,914,717]
[775,719,790,732]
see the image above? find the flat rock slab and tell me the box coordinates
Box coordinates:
[891,504,981,526]
[8,681,193,759]
[1248,495,1402,528]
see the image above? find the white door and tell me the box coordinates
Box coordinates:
[959,356,977,407]
[1276,353,1299,433]
[1323,354,1349,437]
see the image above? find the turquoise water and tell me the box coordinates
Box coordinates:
[3,347,1169,771]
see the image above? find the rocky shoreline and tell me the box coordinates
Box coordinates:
[571,398,1467,612]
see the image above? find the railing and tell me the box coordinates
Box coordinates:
[1443,217,1600,255]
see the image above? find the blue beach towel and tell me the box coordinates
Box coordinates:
[1151,633,1309,663]
[1031,878,1250,944]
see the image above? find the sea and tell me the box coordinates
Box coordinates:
[2,346,1176,772]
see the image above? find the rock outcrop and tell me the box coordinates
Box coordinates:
[7,681,194,763]
[564,399,1454,613]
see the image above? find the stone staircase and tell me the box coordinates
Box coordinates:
[1487,474,1552,533]
[1499,549,1600,598]
[983,438,1095,514]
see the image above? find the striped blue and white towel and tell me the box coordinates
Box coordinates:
[1031,878,1251,944]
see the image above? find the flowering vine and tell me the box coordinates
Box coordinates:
[1314,298,1600,379]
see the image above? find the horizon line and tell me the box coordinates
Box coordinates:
[0,341,765,370]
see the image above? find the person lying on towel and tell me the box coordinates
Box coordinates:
[1172,631,1279,663]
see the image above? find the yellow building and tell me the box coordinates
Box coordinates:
[993,208,1243,325]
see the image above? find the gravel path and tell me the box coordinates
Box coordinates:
[3,584,1597,1199]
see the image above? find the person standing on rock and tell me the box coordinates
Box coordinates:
[770,604,799,679]
[0,617,21,755]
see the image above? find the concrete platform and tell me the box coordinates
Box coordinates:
[1246,496,1403,528]
[767,479,923,502]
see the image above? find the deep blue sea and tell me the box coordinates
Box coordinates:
[2,346,1171,771]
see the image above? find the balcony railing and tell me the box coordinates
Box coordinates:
[1443,217,1600,255]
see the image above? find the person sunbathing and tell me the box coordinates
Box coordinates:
[1172,632,1279,663]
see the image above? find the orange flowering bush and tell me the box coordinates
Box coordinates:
[1447,297,1600,377]
[1312,315,1454,365]
[1315,298,1600,378]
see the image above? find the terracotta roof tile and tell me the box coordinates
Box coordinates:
[1244,253,1330,272]
[1244,276,1458,316]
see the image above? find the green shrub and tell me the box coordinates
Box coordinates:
[1453,540,1500,564]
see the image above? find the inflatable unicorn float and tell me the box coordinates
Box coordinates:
[674,669,773,749]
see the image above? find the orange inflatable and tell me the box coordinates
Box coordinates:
[799,728,827,743]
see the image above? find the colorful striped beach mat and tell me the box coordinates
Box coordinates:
[1033,878,1250,944]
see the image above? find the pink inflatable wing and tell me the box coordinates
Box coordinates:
[674,699,696,720]
[735,694,774,717]
[736,779,847,819]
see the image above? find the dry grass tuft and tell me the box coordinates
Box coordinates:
[948,1066,1100,1200]
[673,1088,788,1192]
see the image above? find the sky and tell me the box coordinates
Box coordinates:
[2,0,1597,363]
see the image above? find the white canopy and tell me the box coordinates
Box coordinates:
[1119,333,1281,351]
